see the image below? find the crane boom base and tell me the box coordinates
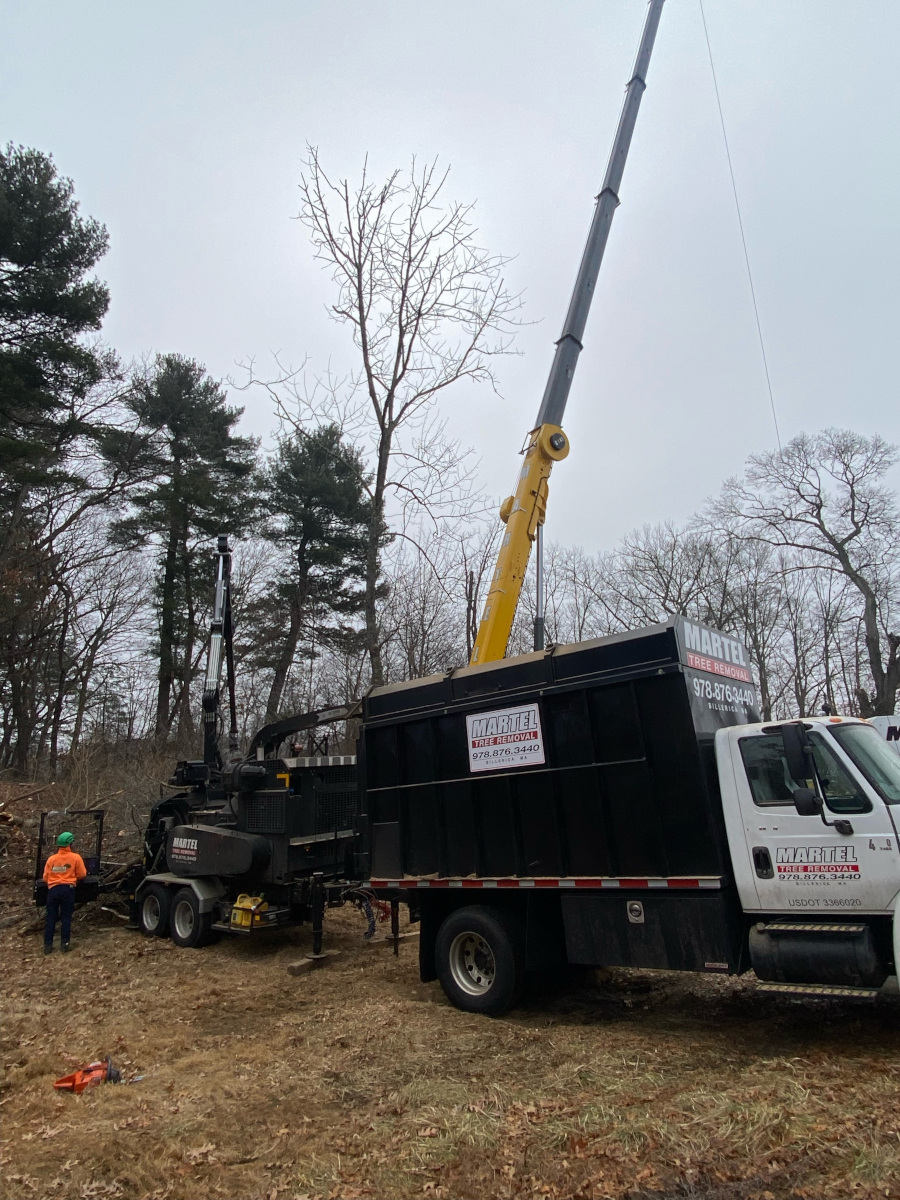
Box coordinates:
[470,424,568,664]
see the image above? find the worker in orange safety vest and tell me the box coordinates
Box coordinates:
[43,832,86,954]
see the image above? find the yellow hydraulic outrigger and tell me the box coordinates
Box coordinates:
[470,0,666,666]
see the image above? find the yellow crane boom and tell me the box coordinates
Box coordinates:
[469,424,568,664]
[470,0,666,666]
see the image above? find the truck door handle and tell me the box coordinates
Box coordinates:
[752,847,774,879]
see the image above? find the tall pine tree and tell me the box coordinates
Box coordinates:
[0,146,121,772]
[113,355,258,741]
[252,424,371,721]
[0,145,111,503]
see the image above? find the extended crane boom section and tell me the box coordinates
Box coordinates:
[470,0,666,666]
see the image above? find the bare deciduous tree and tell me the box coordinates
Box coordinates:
[295,149,521,685]
[716,429,899,715]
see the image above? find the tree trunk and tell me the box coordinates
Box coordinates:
[265,593,304,723]
[364,441,391,688]
[0,718,12,768]
[827,538,898,716]
[12,686,36,774]
[70,637,101,757]
[465,569,477,663]
[743,625,773,722]
[48,597,72,774]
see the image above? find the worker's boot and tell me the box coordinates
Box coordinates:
[44,944,53,955]
[61,942,71,953]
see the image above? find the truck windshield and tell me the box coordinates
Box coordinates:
[830,724,900,805]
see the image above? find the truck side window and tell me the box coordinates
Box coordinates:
[739,734,872,813]
[740,736,796,806]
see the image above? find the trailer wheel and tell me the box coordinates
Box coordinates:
[139,883,171,937]
[170,888,212,949]
[435,906,524,1015]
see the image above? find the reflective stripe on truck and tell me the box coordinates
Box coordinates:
[366,876,722,890]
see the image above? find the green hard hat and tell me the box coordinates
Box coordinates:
[56,831,74,847]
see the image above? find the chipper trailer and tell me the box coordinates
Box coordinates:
[35,0,900,1013]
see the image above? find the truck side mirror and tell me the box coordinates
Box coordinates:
[781,723,810,785]
[792,787,822,816]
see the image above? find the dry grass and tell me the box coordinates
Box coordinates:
[1,781,899,1200]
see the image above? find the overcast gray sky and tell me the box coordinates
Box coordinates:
[2,0,898,550]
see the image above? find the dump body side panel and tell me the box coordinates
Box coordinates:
[361,618,761,886]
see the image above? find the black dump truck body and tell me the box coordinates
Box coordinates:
[359,617,763,993]
[361,616,760,885]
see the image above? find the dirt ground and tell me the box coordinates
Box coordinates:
[2,782,899,1200]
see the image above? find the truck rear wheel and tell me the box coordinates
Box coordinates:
[170,887,212,949]
[435,906,524,1015]
[139,883,171,937]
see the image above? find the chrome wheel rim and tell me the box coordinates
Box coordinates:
[173,900,195,940]
[448,931,496,995]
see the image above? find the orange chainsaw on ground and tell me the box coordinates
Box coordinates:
[54,1056,121,1094]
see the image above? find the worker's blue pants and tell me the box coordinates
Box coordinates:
[45,885,76,946]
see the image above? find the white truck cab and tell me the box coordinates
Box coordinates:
[717,716,900,995]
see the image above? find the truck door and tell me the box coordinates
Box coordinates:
[720,724,899,916]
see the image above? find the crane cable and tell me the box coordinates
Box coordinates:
[698,0,782,450]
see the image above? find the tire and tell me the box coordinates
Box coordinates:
[138,883,172,937]
[435,905,524,1016]
[170,887,212,949]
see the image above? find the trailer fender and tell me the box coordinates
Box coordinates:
[136,873,226,915]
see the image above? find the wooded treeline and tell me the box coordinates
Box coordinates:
[1,145,897,775]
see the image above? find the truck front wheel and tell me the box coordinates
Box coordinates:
[170,888,212,949]
[139,883,171,937]
[435,906,524,1015]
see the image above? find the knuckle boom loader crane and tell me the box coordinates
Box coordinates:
[36,0,899,1014]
